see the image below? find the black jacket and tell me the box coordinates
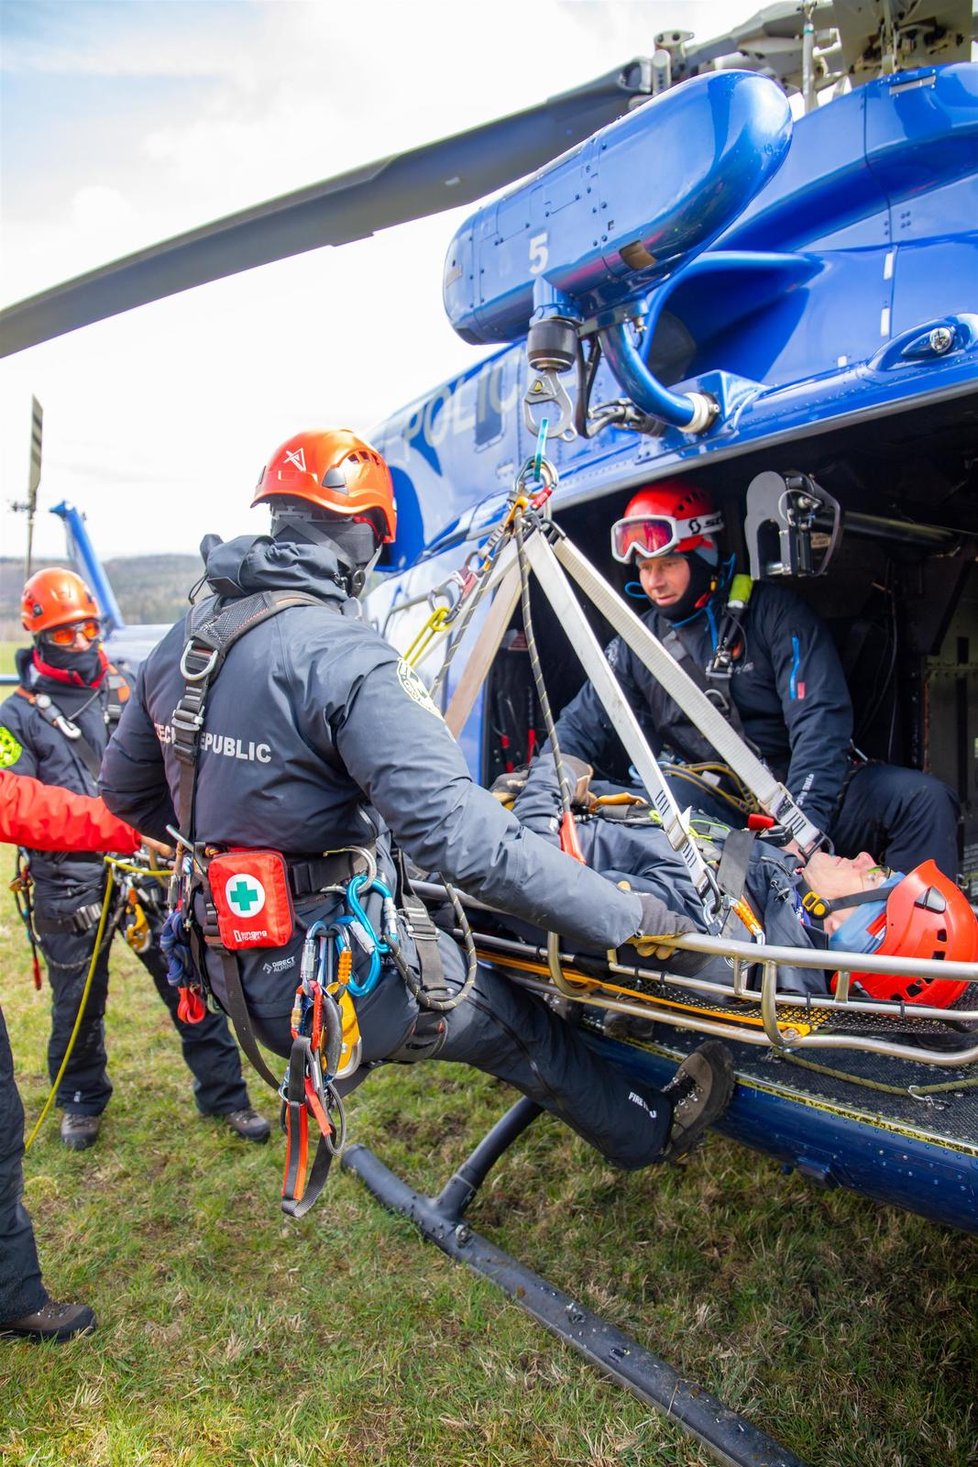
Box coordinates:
[100,535,644,952]
[549,581,853,832]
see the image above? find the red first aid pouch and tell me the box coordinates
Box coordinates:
[208,850,295,950]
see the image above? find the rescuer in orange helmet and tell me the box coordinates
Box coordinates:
[0,567,270,1158]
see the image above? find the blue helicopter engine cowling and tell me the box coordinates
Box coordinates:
[444,71,793,347]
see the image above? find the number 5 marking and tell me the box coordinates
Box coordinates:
[528,232,549,275]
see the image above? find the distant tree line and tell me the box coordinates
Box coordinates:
[0,555,201,641]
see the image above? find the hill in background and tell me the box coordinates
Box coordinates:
[0,554,200,642]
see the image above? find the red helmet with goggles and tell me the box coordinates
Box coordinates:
[829,861,978,1007]
[610,482,723,564]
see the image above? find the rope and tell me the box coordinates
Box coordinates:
[24,862,120,1151]
[778,1050,978,1098]
[514,511,575,822]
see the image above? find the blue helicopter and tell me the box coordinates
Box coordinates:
[2,6,976,1457]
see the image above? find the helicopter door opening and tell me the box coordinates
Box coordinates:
[480,404,978,900]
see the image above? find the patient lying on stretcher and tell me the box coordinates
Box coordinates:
[496,756,977,1006]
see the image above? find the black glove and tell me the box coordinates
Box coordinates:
[627,889,697,958]
[560,755,595,810]
[490,766,529,805]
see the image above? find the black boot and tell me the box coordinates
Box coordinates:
[659,1041,735,1161]
[0,1299,96,1341]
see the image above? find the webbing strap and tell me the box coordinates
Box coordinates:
[660,627,749,741]
[169,588,331,1092]
[396,852,449,997]
[551,535,824,854]
[215,948,281,1091]
[17,687,103,781]
[715,827,755,902]
[281,1037,337,1219]
[172,589,326,834]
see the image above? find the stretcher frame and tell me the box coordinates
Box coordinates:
[432,511,978,1066]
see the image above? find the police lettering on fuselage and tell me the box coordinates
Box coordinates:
[154,721,271,763]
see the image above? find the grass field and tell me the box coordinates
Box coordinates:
[1,873,976,1467]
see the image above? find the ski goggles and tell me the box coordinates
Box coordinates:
[609,510,724,564]
[44,618,101,646]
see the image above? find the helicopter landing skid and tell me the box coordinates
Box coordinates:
[341,1097,808,1467]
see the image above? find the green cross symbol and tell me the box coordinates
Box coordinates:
[229,879,260,914]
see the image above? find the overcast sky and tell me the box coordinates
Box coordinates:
[1,0,736,561]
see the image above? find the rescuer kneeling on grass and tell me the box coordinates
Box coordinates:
[99,429,735,1203]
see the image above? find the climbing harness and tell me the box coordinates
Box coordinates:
[23,853,170,1151]
[163,584,478,1214]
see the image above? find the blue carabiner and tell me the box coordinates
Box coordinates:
[344,873,396,998]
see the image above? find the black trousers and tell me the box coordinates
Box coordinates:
[224,921,673,1173]
[38,897,252,1118]
[0,1004,46,1321]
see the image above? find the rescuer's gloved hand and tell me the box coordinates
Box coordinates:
[491,766,529,805]
[561,755,596,811]
[626,887,697,959]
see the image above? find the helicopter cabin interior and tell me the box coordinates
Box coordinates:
[480,390,978,902]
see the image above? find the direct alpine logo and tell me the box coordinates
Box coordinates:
[225,873,266,919]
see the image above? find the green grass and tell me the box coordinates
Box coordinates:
[1,883,976,1466]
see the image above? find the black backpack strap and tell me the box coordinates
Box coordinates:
[171,589,326,835]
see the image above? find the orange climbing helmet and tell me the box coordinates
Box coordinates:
[830,860,978,1007]
[252,429,396,543]
[21,568,100,637]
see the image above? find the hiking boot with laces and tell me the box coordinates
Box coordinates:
[0,1299,96,1341]
[660,1041,735,1161]
[60,1113,101,1151]
[224,1107,271,1143]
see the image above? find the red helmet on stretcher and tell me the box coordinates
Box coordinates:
[830,861,978,1007]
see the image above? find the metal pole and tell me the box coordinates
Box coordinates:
[25,396,42,579]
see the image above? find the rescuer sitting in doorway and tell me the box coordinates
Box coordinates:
[515,480,960,880]
[0,570,270,1152]
[99,428,737,1187]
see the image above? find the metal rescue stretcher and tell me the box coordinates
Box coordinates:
[342,457,978,1467]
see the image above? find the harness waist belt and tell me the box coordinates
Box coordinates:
[288,848,376,899]
[34,903,104,936]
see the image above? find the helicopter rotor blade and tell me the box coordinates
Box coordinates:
[0,60,654,358]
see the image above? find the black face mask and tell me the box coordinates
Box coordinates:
[271,511,379,595]
[36,640,104,685]
[653,552,717,623]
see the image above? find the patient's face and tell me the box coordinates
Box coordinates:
[638,554,691,609]
[805,849,893,933]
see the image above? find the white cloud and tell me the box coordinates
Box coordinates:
[1,0,735,560]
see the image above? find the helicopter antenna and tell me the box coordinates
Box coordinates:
[8,396,43,579]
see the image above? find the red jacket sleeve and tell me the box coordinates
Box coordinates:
[0,770,141,853]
